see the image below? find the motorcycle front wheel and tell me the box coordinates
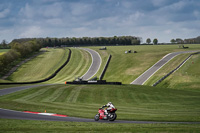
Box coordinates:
[94,114,100,121]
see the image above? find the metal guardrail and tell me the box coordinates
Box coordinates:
[99,55,112,80]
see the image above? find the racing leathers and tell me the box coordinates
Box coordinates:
[101,102,115,115]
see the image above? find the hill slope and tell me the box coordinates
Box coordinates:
[0,84,199,122]
[7,48,69,82]
[90,44,200,84]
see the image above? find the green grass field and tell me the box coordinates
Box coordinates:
[46,48,92,83]
[89,44,200,84]
[1,119,199,133]
[1,44,200,132]
[4,48,92,84]
[6,48,69,82]
[144,52,200,90]
[2,44,200,84]
[0,84,199,122]
[144,53,191,86]
[157,54,200,89]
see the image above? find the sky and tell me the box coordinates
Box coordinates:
[0,0,200,43]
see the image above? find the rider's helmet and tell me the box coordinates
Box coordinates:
[107,102,112,105]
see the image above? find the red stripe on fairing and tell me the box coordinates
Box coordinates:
[23,111,40,114]
[52,114,68,117]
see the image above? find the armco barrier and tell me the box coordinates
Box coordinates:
[153,52,200,86]
[0,48,71,85]
[99,55,112,80]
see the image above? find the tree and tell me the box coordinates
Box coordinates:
[170,39,176,44]
[0,40,9,48]
[146,38,151,44]
[153,38,158,45]
[175,38,183,44]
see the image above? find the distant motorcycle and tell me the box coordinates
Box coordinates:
[94,108,117,121]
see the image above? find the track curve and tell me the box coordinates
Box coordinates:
[0,85,200,124]
[131,50,200,85]
[0,49,200,124]
[80,48,102,80]
[1,108,199,124]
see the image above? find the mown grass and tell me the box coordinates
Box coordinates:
[7,48,69,82]
[0,84,199,122]
[1,45,200,132]
[46,48,92,83]
[89,44,200,84]
[3,48,91,84]
[0,119,200,133]
[157,54,200,89]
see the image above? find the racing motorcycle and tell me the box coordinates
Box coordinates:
[94,108,117,121]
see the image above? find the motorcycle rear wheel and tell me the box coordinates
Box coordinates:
[108,113,117,121]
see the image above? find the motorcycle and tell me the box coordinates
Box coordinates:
[94,108,117,121]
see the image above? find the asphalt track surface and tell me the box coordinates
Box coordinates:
[80,48,102,80]
[131,50,200,85]
[0,84,52,96]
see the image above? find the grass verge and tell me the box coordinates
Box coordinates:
[0,84,199,122]
[157,54,200,89]
[89,44,200,84]
[0,119,200,133]
[7,48,69,82]
[144,53,191,86]
[46,48,92,83]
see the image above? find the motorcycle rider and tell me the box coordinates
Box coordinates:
[100,102,115,116]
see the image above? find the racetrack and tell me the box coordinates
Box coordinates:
[0,49,200,124]
[80,48,102,80]
[131,50,200,85]
[1,107,199,124]
[0,85,200,124]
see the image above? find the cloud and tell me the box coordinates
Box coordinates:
[0,8,10,18]
[19,26,44,38]
[0,0,200,43]
[41,2,64,18]
[164,29,172,34]
[70,2,93,16]
[19,3,35,18]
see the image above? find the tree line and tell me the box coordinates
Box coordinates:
[170,36,200,44]
[0,39,41,76]
[12,36,141,47]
